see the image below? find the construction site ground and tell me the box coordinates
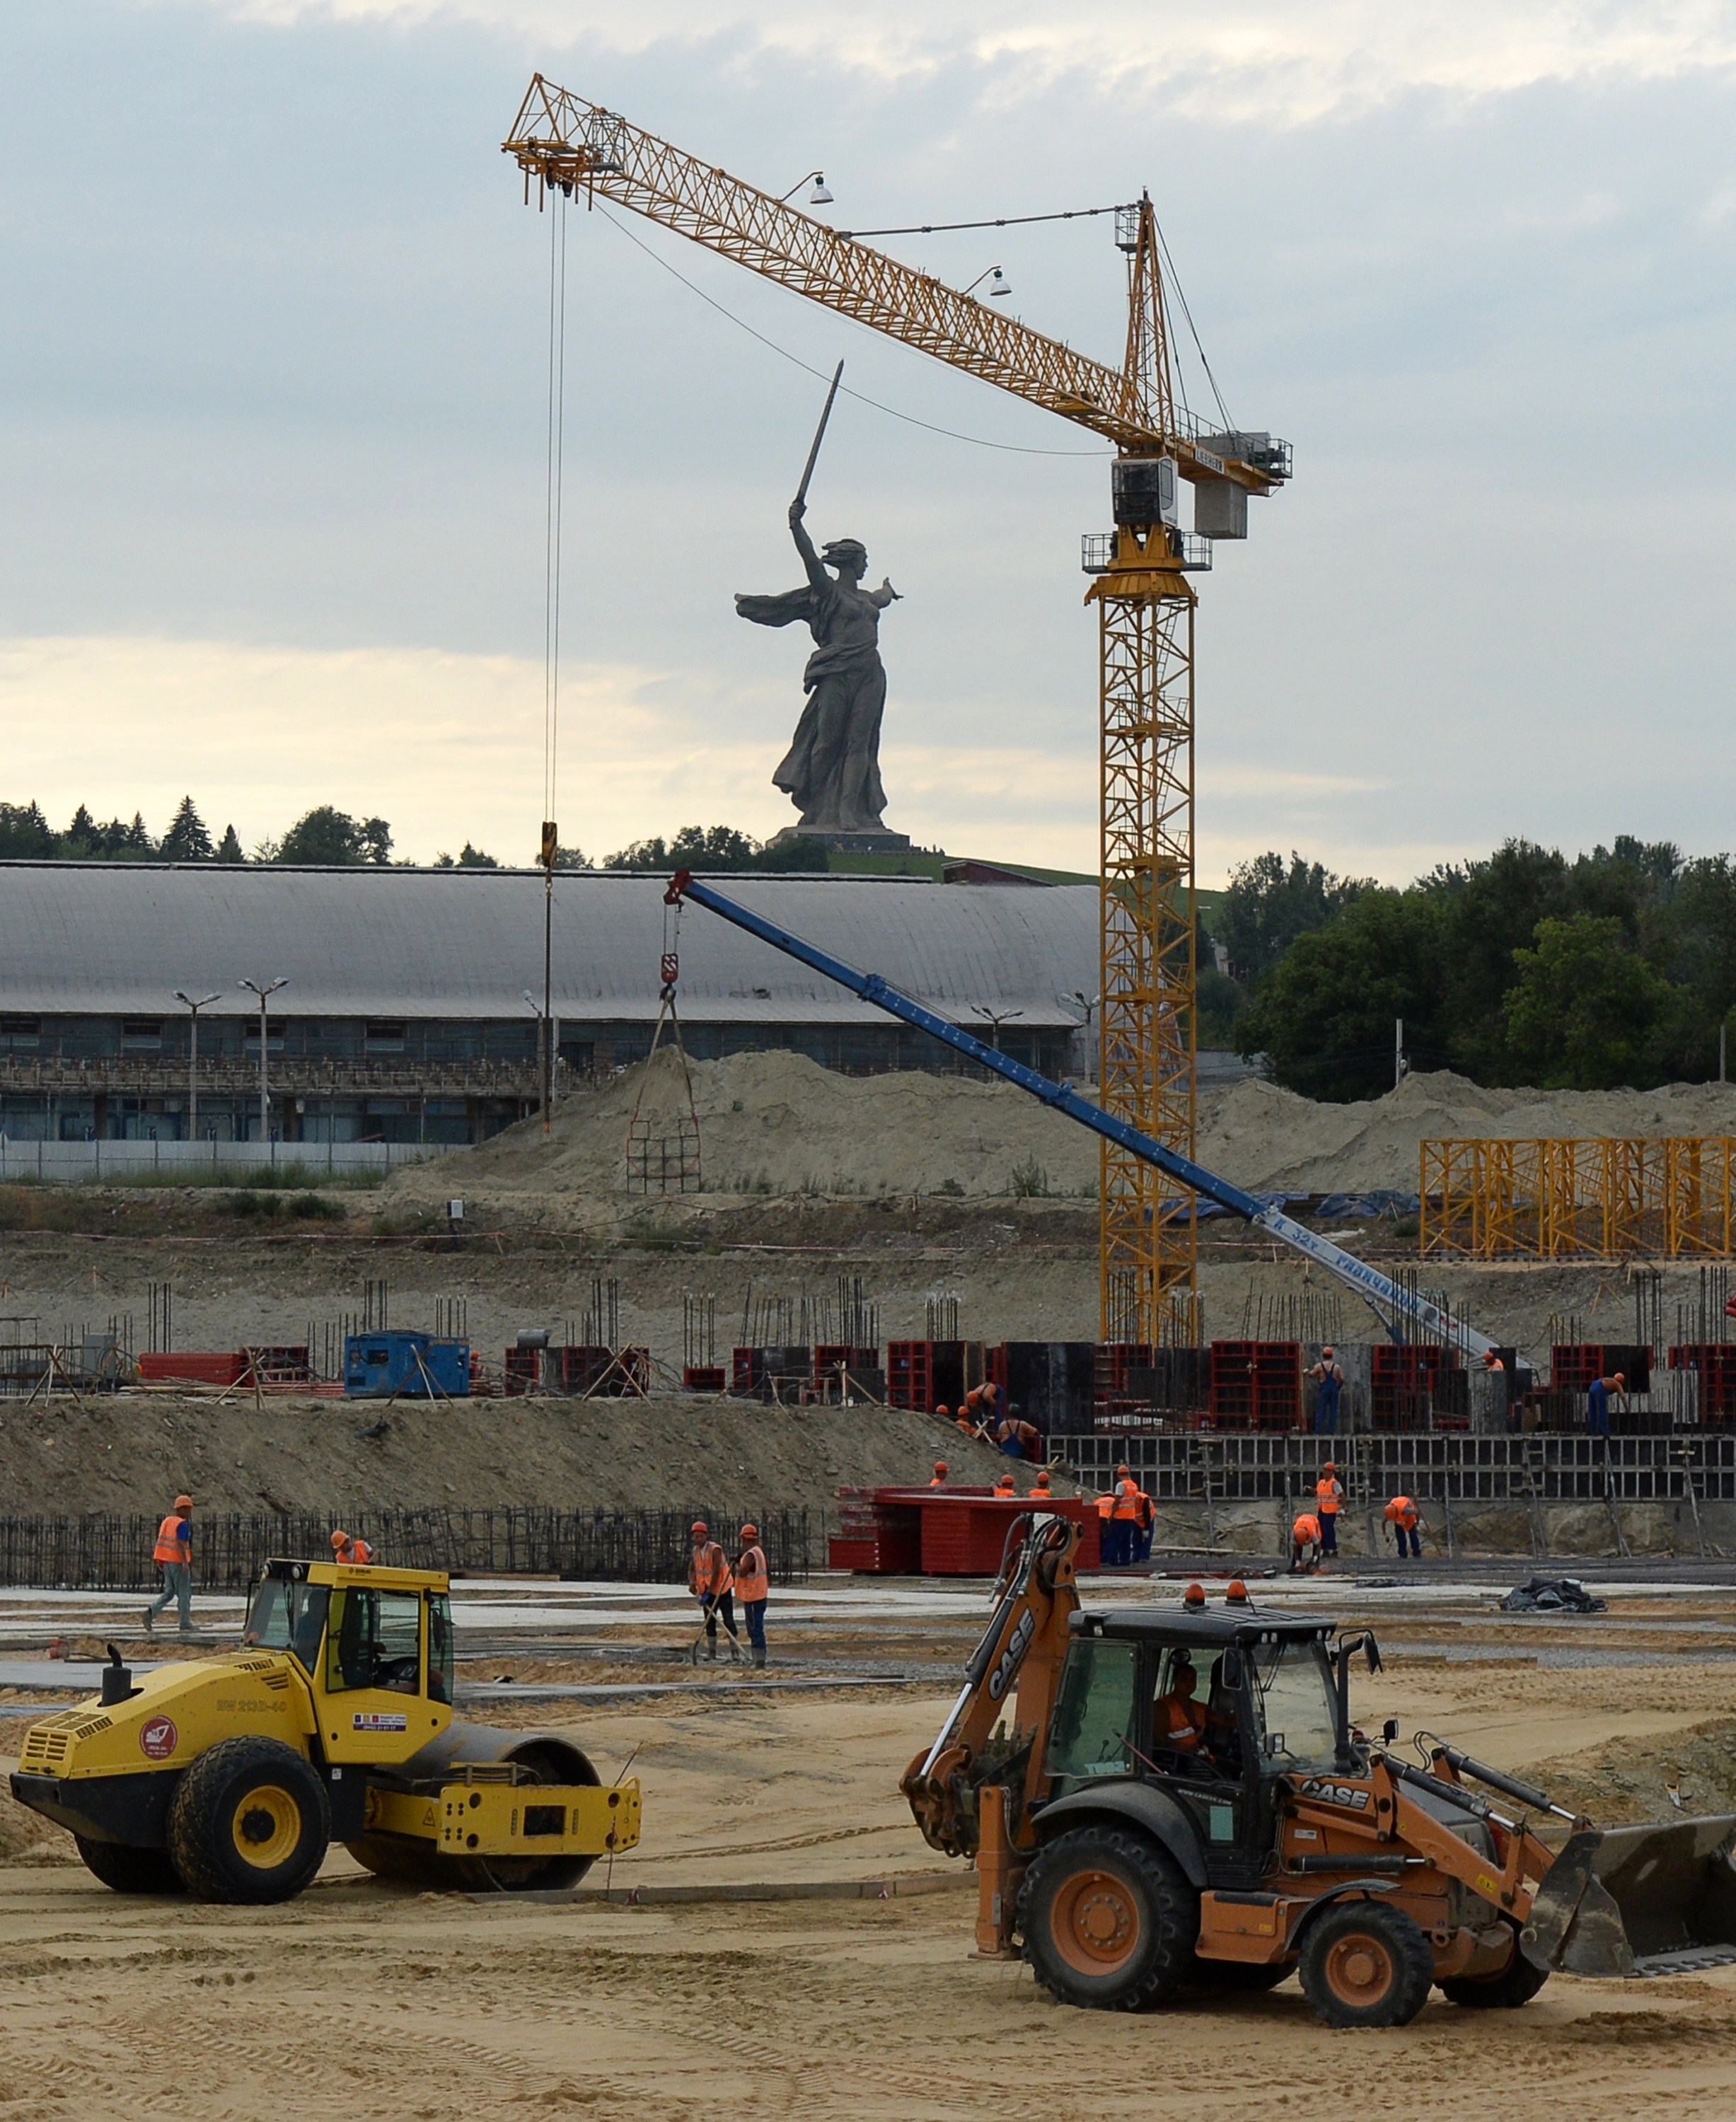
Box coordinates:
[5,1566,1736,2119]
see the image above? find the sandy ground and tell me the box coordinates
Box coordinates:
[6,1630,1736,2120]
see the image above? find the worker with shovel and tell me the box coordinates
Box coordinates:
[688,1519,741,1662]
[1290,1510,1323,1574]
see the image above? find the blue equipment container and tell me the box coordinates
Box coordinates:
[344,1330,470,1399]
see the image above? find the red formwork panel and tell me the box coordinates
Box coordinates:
[1209,1342,1303,1430]
[138,1352,247,1386]
[683,1365,728,1393]
[1669,1345,1736,1420]
[830,1489,1101,1575]
[886,1342,933,1410]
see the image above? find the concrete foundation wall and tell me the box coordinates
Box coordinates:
[1145,1497,1736,1561]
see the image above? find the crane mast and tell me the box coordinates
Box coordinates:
[504,76,1291,1343]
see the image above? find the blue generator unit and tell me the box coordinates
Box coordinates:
[344,1330,470,1400]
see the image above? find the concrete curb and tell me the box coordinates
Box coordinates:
[465,1870,974,1906]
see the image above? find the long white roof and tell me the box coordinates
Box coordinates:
[0,863,1095,1028]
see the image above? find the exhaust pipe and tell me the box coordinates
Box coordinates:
[1524,1816,1736,1977]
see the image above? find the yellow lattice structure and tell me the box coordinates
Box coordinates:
[1420,1137,1736,1258]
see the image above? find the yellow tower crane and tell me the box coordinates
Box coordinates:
[504,76,1290,1344]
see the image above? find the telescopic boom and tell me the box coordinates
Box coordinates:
[665,869,1497,1357]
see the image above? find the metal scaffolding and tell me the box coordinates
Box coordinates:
[1420,1137,1736,1258]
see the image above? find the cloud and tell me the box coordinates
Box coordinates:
[213,0,1736,119]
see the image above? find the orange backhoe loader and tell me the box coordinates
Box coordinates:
[901,1515,1736,2025]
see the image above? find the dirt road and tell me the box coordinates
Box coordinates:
[6,1644,1736,2120]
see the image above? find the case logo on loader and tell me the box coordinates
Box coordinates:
[139,1716,178,1761]
[1300,1777,1370,1812]
[988,1609,1036,1703]
[352,1712,408,1733]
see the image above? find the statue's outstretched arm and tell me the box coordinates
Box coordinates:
[788,499,830,596]
[870,577,901,608]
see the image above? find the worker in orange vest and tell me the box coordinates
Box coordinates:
[1153,1654,1210,1754]
[1314,1461,1343,1558]
[1095,1485,1118,1565]
[688,1519,741,1661]
[735,1522,770,1669]
[1290,1511,1323,1574]
[994,1471,1017,1497]
[1113,1473,1143,1567]
[331,1528,374,1566]
[928,1459,949,1488]
[143,1492,197,1637]
[1031,1469,1053,1500]
[1384,1495,1423,1560]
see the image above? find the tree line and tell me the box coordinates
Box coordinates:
[0,799,826,876]
[1205,838,1736,1099]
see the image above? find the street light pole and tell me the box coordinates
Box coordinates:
[238,978,288,1142]
[173,990,221,1140]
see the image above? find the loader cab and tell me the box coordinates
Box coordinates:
[1043,1608,1349,1886]
[243,1558,456,1765]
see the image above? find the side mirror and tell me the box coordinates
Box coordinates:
[1382,1717,1399,1745]
[1364,1633,1383,1676]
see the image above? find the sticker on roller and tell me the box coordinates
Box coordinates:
[352,1712,408,1733]
[139,1716,178,1760]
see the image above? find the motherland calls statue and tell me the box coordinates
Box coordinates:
[734,498,902,840]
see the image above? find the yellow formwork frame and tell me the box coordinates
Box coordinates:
[1090,535,1196,1345]
[1420,1137,1736,1258]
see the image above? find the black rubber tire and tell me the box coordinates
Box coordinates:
[1440,1940,1550,2009]
[167,1737,330,1905]
[74,1836,185,1895]
[1299,1901,1435,2029]
[1188,1958,1292,1993]
[1017,1826,1196,2011]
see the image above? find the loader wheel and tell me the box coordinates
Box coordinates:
[167,1737,330,1904]
[1440,1940,1550,2009]
[74,1836,185,1896]
[1018,1826,1196,2011]
[1300,1903,1433,2029]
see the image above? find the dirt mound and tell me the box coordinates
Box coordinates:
[386,1047,1100,1219]
[1198,1070,1736,1194]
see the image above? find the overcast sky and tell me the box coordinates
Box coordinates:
[1,1,1732,879]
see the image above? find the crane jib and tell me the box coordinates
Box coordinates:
[666,871,1498,1358]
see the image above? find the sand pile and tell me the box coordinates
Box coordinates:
[386,1047,1101,1217]
[1198,1070,1736,1195]
[386,1053,1736,1217]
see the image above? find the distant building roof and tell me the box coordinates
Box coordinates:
[0,863,1096,1028]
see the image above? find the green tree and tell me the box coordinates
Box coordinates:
[456,842,498,868]
[276,807,393,866]
[1237,889,1448,1101]
[160,795,214,862]
[0,802,54,858]
[1502,914,1693,1090]
[603,824,825,872]
[214,824,245,864]
[1217,851,1371,987]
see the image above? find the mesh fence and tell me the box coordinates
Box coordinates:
[0,1507,813,1592]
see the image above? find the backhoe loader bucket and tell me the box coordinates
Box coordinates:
[1522,1816,1736,1978]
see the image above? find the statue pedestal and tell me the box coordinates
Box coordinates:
[772,826,912,856]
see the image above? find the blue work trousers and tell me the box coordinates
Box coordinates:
[147,1561,192,1628]
[1314,1384,1341,1434]
[1318,1512,1338,1555]
[743,1599,767,1652]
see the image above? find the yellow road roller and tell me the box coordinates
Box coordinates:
[8,1556,640,1903]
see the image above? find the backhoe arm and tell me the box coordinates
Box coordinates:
[902,1515,1081,1857]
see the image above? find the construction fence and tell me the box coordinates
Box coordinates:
[1420,1137,1736,1258]
[1061,1432,1736,1507]
[0,1507,814,1594]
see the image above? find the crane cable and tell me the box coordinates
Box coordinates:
[539,186,569,1130]
[594,204,1109,459]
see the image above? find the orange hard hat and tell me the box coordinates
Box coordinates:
[1323,1461,1336,1473]
[937,1405,950,1417]
[1614,1372,1627,1386]
[933,1460,948,1475]
[1116,1462,1131,1477]
[174,1493,193,1511]
[1321,1345,1333,1357]
[331,1529,348,1550]
[1034,1471,1052,1487]
[740,1522,759,1542]
[690,1519,708,1537]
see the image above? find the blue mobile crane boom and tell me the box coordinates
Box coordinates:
[664,870,1498,1359]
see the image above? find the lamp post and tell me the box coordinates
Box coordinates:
[238,978,287,1142]
[968,1004,1024,1053]
[173,990,221,1140]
